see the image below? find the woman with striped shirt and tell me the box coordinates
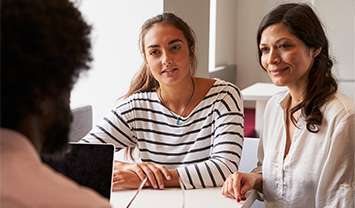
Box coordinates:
[81,13,244,190]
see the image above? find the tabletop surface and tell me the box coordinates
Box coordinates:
[110,186,257,208]
[241,82,287,101]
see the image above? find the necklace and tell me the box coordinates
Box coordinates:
[159,79,195,125]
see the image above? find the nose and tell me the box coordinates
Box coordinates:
[267,48,280,65]
[162,51,172,66]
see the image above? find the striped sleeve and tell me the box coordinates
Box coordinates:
[176,82,244,189]
[80,100,137,151]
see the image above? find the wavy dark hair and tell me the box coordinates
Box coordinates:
[1,0,92,128]
[124,12,198,98]
[257,3,337,133]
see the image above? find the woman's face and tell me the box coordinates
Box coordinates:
[259,23,319,90]
[143,23,193,87]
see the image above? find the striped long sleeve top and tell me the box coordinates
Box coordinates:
[81,79,244,189]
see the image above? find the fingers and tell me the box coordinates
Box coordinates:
[139,163,169,189]
[116,162,169,189]
[232,172,248,202]
[112,180,120,190]
[132,165,146,181]
[222,172,254,202]
[221,177,234,198]
[139,163,160,189]
[222,172,240,199]
[112,171,142,189]
[155,164,171,181]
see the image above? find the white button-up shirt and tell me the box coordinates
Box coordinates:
[254,91,354,208]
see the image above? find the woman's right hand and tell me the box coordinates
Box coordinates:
[221,172,262,202]
[113,161,171,189]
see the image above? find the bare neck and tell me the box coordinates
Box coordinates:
[15,116,45,154]
[158,78,195,110]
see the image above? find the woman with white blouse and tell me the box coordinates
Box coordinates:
[222,3,354,208]
[81,13,244,190]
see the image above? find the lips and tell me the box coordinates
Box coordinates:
[269,67,289,76]
[162,68,178,73]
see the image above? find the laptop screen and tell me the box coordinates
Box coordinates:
[41,143,114,199]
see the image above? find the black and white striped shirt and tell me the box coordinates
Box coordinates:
[81,79,244,189]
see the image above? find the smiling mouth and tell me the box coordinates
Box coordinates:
[162,68,178,73]
[270,67,289,75]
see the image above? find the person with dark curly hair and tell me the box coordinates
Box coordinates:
[1,0,111,207]
[222,3,354,207]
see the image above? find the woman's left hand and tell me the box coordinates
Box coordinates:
[221,172,261,202]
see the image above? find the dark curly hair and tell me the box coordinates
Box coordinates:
[1,0,92,128]
[257,3,338,133]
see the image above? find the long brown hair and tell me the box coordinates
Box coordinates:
[123,13,198,160]
[257,3,338,133]
[124,12,198,98]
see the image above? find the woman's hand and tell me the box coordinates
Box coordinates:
[112,169,144,189]
[221,172,262,202]
[113,161,171,189]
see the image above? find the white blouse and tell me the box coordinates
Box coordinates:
[255,91,354,208]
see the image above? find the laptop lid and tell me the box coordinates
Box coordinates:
[42,143,115,199]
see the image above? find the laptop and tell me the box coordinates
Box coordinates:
[41,143,115,199]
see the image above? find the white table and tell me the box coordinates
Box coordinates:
[110,187,257,208]
[242,82,287,137]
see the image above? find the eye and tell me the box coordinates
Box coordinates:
[149,50,160,56]
[260,47,269,53]
[279,44,288,49]
[170,45,181,51]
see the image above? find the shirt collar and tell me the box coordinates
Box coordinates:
[279,92,291,111]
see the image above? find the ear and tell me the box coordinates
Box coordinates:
[190,45,195,60]
[312,47,322,58]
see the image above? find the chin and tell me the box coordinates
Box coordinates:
[271,78,287,87]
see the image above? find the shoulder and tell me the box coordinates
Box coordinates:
[115,89,159,110]
[42,167,110,207]
[209,78,242,98]
[323,92,354,119]
[1,149,110,207]
[126,89,157,100]
[265,90,289,109]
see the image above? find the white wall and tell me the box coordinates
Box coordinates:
[214,0,237,68]
[71,1,163,124]
[314,0,355,99]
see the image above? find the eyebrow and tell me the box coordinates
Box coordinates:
[260,37,292,46]
[168,39,183,45]
[147,39,183,49]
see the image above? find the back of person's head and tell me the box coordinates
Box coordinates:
[1,0,92,129]
[256,3,338,132]
[125,13,197,98]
